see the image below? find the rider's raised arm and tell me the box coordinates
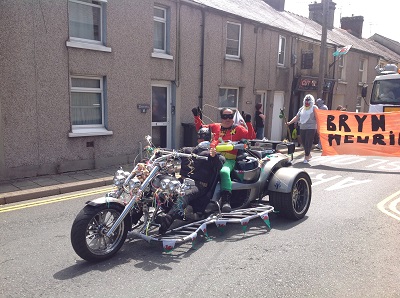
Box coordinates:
[245,121,256,139]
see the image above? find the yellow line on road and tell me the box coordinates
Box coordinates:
[0,187,113,213]
[377,189,400,221]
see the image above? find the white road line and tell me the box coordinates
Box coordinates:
[377,190,400,221]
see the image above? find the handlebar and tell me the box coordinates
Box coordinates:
[155,149,208,161]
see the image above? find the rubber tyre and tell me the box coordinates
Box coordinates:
[269,172,311,220]
[71,203,129,262]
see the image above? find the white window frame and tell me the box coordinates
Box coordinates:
[338,55,346,81]
[153,6,167,53]
[218,87,239,109]
[69,76,112,137]
[278,35,286,66]
[67,0,111,52]
[226,22,241,59]
[359,58,367,84]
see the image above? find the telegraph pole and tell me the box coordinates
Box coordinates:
[317,0,329,99]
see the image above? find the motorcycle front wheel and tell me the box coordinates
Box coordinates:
[269,172,311,220]
[71,203,129,262]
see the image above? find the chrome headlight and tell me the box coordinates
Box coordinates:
[160,178,170,190]
[128,177,141,190]
[169,180,181,193]
[113,169,129,186]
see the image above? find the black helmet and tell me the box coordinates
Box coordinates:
[197,127,211,141]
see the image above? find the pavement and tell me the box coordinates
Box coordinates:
[0,164,130,205]
[0,143,307,205]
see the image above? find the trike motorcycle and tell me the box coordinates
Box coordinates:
[70,136,311,262]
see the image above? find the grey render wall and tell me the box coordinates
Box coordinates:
[0,0,385,180]
[0,0,295,180]
[1,0,71,178]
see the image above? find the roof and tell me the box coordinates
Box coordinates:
[187,0,400,63]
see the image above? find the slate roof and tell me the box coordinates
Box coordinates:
[188,0,400,62]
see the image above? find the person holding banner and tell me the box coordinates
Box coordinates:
[287,94,318,163]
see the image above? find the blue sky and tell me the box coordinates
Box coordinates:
[284,0,400,43]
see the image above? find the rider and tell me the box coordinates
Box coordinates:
[158,127,225,234]
[192,107,255,213]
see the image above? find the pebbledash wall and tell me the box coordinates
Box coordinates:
[1,0,397,181]
[0,0,290,180]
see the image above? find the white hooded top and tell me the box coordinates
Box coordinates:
[297,94,318,129]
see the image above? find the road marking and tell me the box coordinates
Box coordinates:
[0,187,113,213]
[377,190,400,221]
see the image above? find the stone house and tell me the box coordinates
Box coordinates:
[1,0,399,180]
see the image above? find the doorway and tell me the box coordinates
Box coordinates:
[271,91,284,141]
[255,91,267,138]
[151,82,171,148]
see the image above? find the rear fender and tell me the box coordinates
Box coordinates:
[86,197,126,207]
[268,168,311,193]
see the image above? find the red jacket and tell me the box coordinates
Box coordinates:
[194,115,256,159]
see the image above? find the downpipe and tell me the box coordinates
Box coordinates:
[106,165,160,237]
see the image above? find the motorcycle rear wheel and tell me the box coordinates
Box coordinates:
[269,172,311,220]
[71,203,129,262]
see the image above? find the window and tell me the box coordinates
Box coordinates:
[359,59,367,83]
[68,0,105,44]
[69,76,112,137]
[301,52,313,69]
[278,35,286,66]
[219,88,238,108]
[226,22,241,58]
[338,55,346,81]
[154,6,167,53]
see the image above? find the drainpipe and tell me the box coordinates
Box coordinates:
[199,9,205,110]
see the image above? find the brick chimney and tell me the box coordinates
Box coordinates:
[308,0,336,30]
[263,0,285,11]
[340,16,364,38]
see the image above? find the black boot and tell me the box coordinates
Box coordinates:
[158,214,173,234]
[221,191,232,213]
[204,201,219,215]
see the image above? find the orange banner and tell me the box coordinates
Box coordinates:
[314,110,400,156]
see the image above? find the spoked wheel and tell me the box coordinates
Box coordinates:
[269,172,311,220]
[71,203,129,262]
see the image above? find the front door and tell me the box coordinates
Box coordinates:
[255,91,267,137]
[271,91,284,141]
[151,82,171,148]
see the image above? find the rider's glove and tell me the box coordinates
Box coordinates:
[192,107,202,118]
[244,113,251,123]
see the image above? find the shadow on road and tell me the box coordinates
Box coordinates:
[53,214,308,279]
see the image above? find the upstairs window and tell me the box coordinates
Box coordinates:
[301,52,313,69]
[219,87,238,108]
[226,22,241,58]
[338,55,346,81]
[278,35,286,66]
[154,6,167,53]
[69,0,106,44]
[359,59,367,83]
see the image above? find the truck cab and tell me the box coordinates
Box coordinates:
[367,64,400,113]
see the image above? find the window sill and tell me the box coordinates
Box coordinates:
[69,127,113,138]
[151,52,173,60]
[66,41,112,52]
[225,56,241,62]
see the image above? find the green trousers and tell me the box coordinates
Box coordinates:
[220,159,236,192]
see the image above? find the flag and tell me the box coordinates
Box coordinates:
[333,45,352,57]
[233,110,248,130]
